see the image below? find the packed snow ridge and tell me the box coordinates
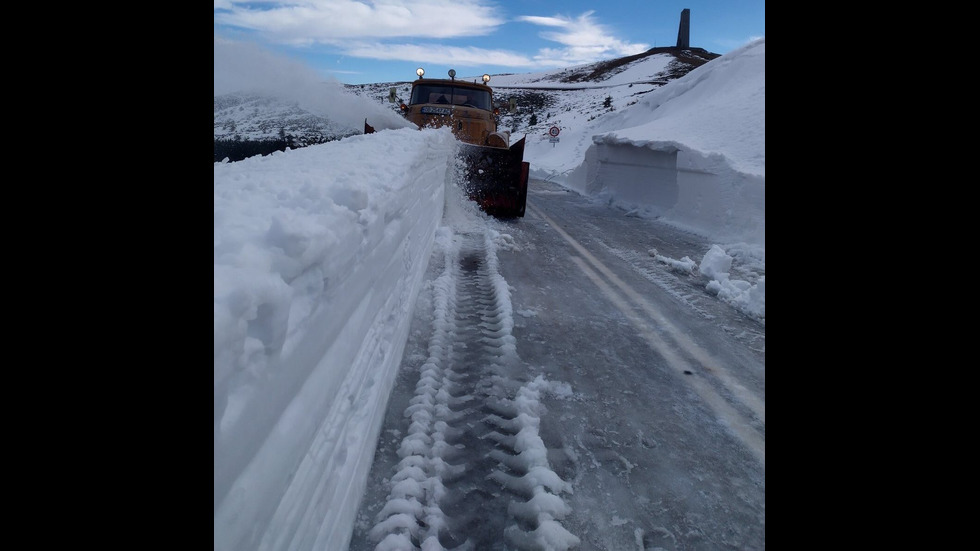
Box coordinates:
[369,229,579,551]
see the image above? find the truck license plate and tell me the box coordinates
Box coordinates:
[421,106,451,115]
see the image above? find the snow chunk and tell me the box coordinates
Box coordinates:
[505,518,582,551]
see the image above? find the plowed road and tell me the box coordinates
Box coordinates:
[349,179,765,551]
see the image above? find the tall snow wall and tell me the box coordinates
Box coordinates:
[214,128,457,550]
[571,139,765,245]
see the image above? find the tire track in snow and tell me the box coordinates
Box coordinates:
[368,229,579,551]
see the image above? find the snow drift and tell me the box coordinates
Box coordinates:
[557,39,765,246]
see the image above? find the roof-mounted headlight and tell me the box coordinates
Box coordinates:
[482,74,491,84]
[417,67,424,78]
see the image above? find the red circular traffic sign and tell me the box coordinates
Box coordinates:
[549,126,560,137]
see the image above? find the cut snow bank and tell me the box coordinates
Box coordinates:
[569,140,765,245]
[548,38,765,247]
[589,39,765,178]
[214,127,457,551]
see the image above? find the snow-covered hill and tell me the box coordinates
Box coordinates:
[214,47,719,153]
[213,92,359,146]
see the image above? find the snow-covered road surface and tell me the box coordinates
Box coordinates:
[350,179,765,551]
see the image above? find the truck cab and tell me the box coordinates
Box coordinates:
[398,69,508,148]
[365,68,528,218]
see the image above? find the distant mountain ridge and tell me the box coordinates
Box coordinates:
[214,47,720,162]
[513,46,719,86]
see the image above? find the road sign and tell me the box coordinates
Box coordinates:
[549,126,560,137]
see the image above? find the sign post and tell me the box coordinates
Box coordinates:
[549,126,560,147]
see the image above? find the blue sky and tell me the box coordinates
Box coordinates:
[213,1,765,85]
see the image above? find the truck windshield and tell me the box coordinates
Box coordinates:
[410,84,491,110]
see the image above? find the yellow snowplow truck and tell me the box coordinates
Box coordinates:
[365,68,529,218]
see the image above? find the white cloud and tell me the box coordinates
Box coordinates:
[342,42,537,68]
[214,3,654,76]
[516,15,567,28]
[214,0,504,43]
[518,10,649,65]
